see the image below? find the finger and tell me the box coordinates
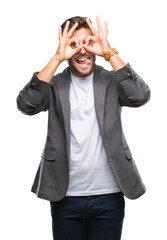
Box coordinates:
[73,43,82,54]
[73,39,82,53]
[58,26,62,41]
[68,37,81,51]
[70,39,82,54]
[104,21,108,37]
[67,22,78,38]
[83,43,93,53]
[63,20,70,37]
[68,37,79,46]
[86,18,98,37]
[85,35,96,45]
[96,15,103,33]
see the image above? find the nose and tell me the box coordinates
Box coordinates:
[79,44,87,54]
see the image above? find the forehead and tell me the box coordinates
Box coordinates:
[72,28,92,42]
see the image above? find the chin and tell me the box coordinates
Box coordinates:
[76,67,92,76]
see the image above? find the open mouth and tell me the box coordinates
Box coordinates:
[76,56,92,65]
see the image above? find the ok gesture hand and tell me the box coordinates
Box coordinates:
[84,16,111,57]
[56,21,82,62]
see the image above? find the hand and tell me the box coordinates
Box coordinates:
[55,21,82,62]
[84,16,111,56]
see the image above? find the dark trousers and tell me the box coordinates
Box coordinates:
[50,192,125,240]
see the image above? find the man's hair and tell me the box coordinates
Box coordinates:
[61,16,92,32]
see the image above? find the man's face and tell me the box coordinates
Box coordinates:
[68,28,95,77]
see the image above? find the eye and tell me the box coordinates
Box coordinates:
[71,42,76,48]
[88,40,93,45]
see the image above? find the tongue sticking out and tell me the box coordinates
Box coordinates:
[78,58,91,65]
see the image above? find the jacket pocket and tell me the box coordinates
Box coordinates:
[41,149,57,161]
[124,147,132,160]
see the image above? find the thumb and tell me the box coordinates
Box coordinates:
[83,43,94,53]
[73,44,82,54]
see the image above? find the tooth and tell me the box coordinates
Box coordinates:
[78,58,87,61]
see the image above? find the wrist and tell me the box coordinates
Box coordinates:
[102,44,112,56]
[53,54,63,64]
[103,48,118,61]
[101,41,112,56]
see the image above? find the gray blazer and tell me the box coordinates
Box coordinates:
[17,63,150,201]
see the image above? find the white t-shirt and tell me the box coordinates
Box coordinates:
[66,71,121,196]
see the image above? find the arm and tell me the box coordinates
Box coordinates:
[17,21,82,115]
[115,63,151,107]
[16,73,51,115]
[84,16,150,107]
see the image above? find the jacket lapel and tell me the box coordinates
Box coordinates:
[57,67,71,159]
[93,65,107,138]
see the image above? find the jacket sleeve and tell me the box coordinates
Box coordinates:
[16,73,51,115]
[115,63,151,107]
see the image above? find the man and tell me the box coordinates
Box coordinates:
[17,16,150,240]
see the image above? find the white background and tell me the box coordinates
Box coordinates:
[0,0,167,239]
